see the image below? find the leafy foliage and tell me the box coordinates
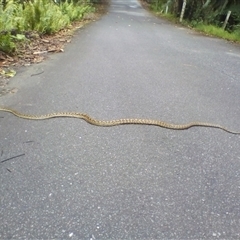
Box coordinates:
[148,0,240,24]
[59,0,93,22]
[0,0,93,53]
[22,0,70,34]
[0,33,16,53]
[147,0,240,39]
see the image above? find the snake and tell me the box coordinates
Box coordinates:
[0,106,239,134]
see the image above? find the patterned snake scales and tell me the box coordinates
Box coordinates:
[0,106,239,134]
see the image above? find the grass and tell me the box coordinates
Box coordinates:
[146,2,240,44]
[157,14,240,43]
[194,24,240,43]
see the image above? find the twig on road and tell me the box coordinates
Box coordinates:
[0,153,25,163]
[23,141,34,143]
[31,71,44,77]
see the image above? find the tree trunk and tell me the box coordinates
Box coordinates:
[178,0,183,14]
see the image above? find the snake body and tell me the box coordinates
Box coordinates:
[0,107,239,134]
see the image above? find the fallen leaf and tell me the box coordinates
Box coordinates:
[10,88,18,93]
[1,69,16,78]
[42,39,50,43]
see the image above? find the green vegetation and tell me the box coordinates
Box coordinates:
[0,0,94,53]
[146,0,240,43]
[195,24,240,42]
[0,33,16,54]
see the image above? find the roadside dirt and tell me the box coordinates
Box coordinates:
[0,1,109,97]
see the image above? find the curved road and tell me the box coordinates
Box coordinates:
[1,0,240,238]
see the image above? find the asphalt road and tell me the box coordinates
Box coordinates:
[1,0,240,239]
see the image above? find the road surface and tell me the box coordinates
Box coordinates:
[1,0,240,238]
